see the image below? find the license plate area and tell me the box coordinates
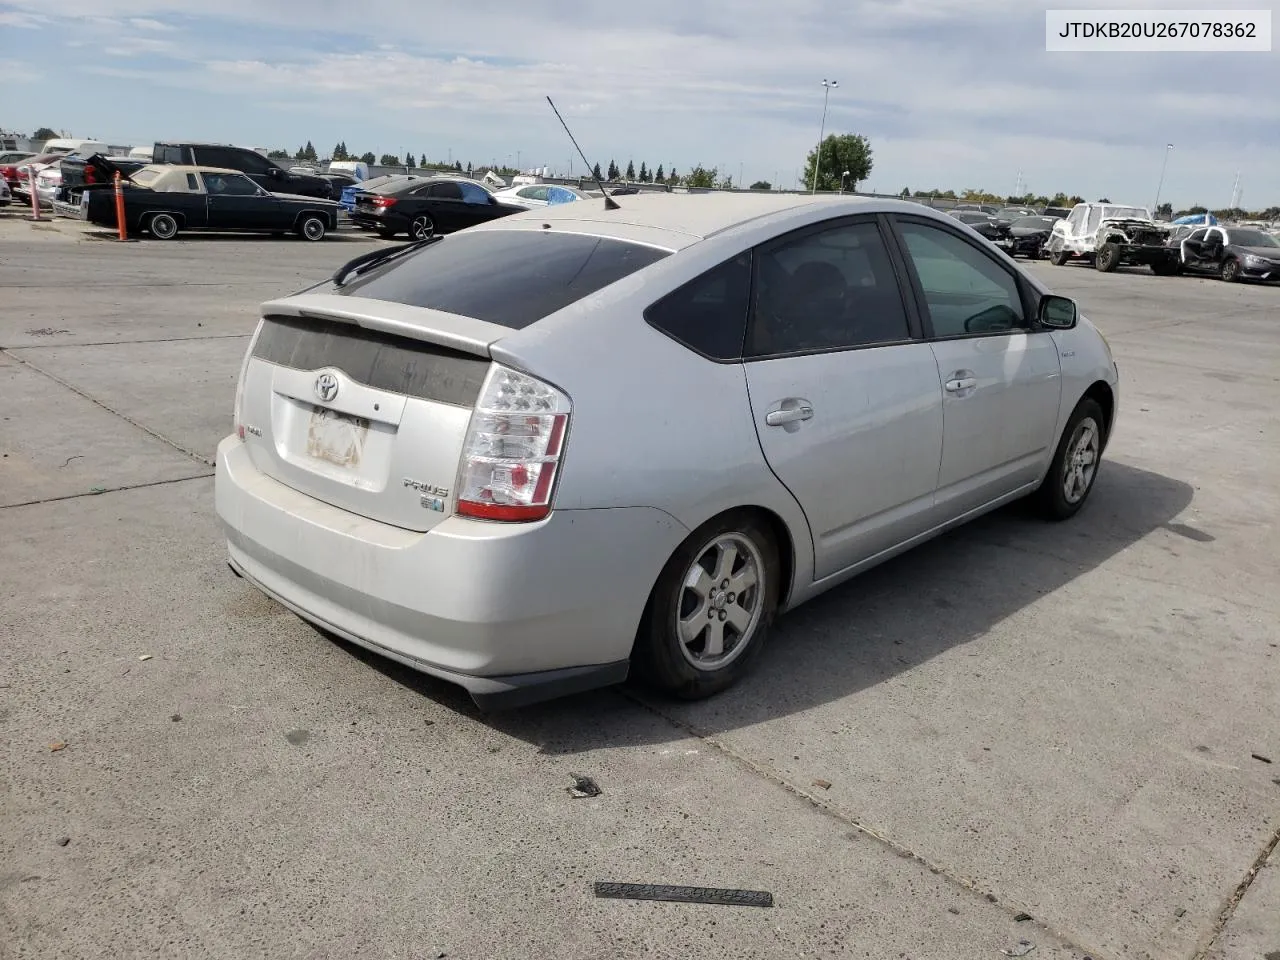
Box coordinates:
[306,405,369,468]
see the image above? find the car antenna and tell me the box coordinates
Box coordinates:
[546,96,620,210]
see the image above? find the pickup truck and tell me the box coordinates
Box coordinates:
[152,142,334,199]
[81,163,341,241]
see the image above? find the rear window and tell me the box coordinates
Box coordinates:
[334,230,672,329]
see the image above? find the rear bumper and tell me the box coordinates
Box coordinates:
[214,436,687,709]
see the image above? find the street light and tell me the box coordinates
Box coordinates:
[1153,143,1173,217]
[811,78,838,194]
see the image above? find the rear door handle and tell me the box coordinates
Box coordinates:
[944,377,977,392]
[765,403,814,426]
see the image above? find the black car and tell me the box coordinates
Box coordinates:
[947,210,1014,251]
[1159,225,1280,281]
[152,142,335,200]
[1007,216,1061,259]
[1042,206,1073,219]
[81,164,340,241]
[349,176,524,239]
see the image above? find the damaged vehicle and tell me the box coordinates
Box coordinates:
[1158,224,1280,282]
[1045,202,1175,272]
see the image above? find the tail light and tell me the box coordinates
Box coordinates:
[84,164,97,185]
[233,320,265,440]
[456,365,570,522]
[372,196,396,209]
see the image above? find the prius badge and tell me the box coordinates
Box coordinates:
[314,372,340,402]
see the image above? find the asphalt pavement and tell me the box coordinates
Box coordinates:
[1,212,1277,960]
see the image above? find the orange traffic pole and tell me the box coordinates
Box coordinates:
[27,167,43,221]
[113,171,127,240]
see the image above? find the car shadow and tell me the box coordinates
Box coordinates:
[324,460,1195,752]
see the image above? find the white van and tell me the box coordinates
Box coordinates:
[325,160,369,181]
[39,138,110,157]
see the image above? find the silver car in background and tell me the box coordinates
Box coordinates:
[215,193,1119,709]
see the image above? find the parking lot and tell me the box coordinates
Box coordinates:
[1,214,1277,960]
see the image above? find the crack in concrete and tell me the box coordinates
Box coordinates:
[618,688,1108,960]
[3,333,250,350]
[0,472,214,509]
[1191,825,1280,960]
[0,348,213,467]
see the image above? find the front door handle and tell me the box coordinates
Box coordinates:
[765,403,814,426]
[944,377,977,392]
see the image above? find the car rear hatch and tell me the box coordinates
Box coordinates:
[235,295,508,533]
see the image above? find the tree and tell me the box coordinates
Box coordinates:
[684,165,718,188]
[332,142,348,161]
[900,186,912,197]
[1097,197,1111,203]
[800,132,872,192]
[267,149,290,159]
[33,126,59,141]
[1156,202,1173,219]
[303,140,317,161]
[359,152,376,164]
[750,180,772,191]
[379,153,400,166]
[592,162,603,181]
[668,166,678,185]
[654,164,664,183]
[455,160,463,172]
[607,159,619,180]
[639,162,649,182]
[466,161,473,175]
[405,152,416,167]
[625,160,635,180]
[295,146,306,160]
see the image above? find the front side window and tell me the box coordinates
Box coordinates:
[458,182,492,205]
[1085,206,1102,233]
[897,220,1025,338]
[748,219,911,357]
[645,253,751,360]
[1066,205,1087,232]
[203,172,260,196]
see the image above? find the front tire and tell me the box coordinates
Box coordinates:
[1220,257,1241,282]
[634,512,780,700]
[147,213,179,240]
[1095,241,1121,272]
[297,214,327,241]
[1049,249,1070,266]
[1036,397,1105,521]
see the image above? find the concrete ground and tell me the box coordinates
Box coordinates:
[1,212,1277,960]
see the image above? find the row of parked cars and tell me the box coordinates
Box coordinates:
[943,201,1280,284]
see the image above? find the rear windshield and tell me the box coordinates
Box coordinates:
[334,229,672,329]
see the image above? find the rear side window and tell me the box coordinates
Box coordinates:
[644,253,751,360]
[334,230,671,329]
[428,181,463,200]
[252,315,490,406]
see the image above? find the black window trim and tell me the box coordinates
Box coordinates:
[742,212,926,363]
[883,212,1047,343]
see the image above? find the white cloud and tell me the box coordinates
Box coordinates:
[130,17,176,31]
[0,10,49,27]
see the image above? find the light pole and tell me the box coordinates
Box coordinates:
[811,78,838,194]
[517,149,521,172]
[840,169,850,194]
[1153,143,1173,217]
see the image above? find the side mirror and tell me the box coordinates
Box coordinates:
[1038,294,1078,329]
[267,167,282,179]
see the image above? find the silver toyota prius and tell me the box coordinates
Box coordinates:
[215,193,1119,709]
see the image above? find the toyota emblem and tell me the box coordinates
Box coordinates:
[314,372,339,402]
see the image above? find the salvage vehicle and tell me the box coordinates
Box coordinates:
[491,183,591,208]
[152,142,335,199]
[1157,224,1280,281]
[54,153,148,214]
[1045,202,1174,272]
[215,192,1119,710]
[3,152,61,199]
[947,209,1015,252]
[80,164,340,240]
[1008,215,1062,259]
[349,175,524,239]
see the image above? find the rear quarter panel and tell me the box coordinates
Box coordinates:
[489,230,819,603]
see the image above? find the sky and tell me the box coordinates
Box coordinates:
[1,0,1276,209]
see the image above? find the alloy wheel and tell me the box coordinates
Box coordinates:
[1062,418,1100,505]
[674,532,766,670]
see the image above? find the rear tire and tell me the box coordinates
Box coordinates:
[1094,241,1121,272]
[633,512,780,700]
[1035,397,1105,521]
[297,214,327,241]
[147,213,178,240]
[409,215,435,241]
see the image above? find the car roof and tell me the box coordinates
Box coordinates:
[140,164,244,175]
[466,192,919,248]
